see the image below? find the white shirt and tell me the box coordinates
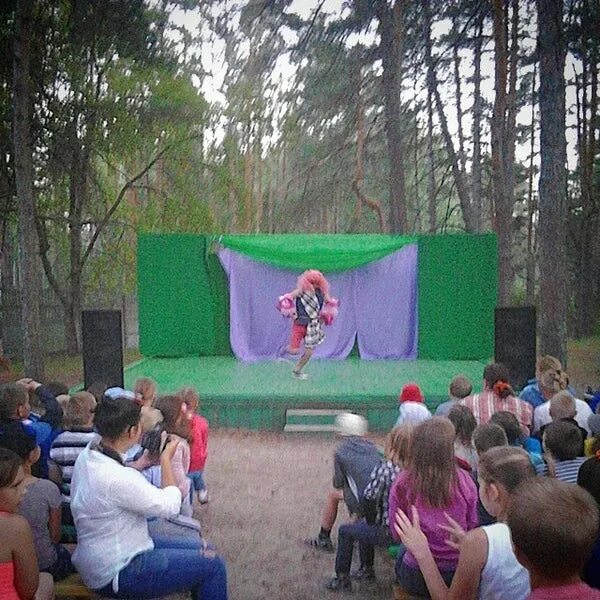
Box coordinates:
[533,398,593,435]
[395,402,432,426]
[70,444,182,591]
[479,523,530,600]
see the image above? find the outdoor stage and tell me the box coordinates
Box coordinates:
[124,356,487,431]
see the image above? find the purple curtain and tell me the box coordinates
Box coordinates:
[218,244,418,362]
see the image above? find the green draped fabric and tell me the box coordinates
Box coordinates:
[215,234,418,272]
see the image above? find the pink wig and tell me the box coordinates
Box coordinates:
[297,269,330,295]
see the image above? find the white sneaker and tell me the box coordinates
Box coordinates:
[293,370,308,380]
[197,489,209,504]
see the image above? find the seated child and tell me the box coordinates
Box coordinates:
[0,448,54,600]
[577,442,600,589]
[389,418,479,597]
[586,414,600,457]
[472,422,509,526]
[152,394,193,516]
[507,477,600,599]
[305,413,380,552]
[179,387,209,504]
[50,391,98,540]
[395,446,535,600]
[325,424,413,592]
[134,377,158,408]
[435,375,473,417]
[10,434,74,581]
[0,381,63,479]
[537,420,586,483]
[490,411,543,465]
[448,405,478,471]
[395,383,431,426]
[538,391,588,453]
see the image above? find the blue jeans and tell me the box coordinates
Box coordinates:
[335,519,394,575]
[396,560,454,598]
[95,545,227,600]
[188,470,206,492]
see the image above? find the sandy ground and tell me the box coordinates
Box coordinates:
[188,429,396,600]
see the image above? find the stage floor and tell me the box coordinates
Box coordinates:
[124,357,487,431]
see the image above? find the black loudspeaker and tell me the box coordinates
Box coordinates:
[82,310,124,390]
[494,307,536,392]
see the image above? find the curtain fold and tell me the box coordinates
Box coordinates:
[218,244,418,362]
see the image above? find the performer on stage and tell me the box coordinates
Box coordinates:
[277,269,337,379]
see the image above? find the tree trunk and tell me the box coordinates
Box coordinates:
[13,0,44,379]
[452,14,466,175]
[491,0,512,306]
[471,9,485,232]
[526,63,537,305]
[424,0,477,233]
[376,0,407,233]
[426,84,436,233]
[537,0,567,364]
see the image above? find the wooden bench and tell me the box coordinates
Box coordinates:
[54,573,96,599]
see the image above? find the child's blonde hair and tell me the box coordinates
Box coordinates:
[139,406,163,433]
[384,424,414,468]
[178,387,200,412]
[134,377,158,407]
[64,392,96,428]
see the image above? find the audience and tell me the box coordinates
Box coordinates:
[0,447,54,600]
[577,444,600,589]
[535,388,592,440]
[490,410,543,464]
[395,383,431,426]
[305,413,380,552]
[507,478,600,599]
[472,422,509,455]
[434,375,473,418]
[519,355,565,409]
[537,419,586,482]
[460,363,533,435]
[395,446,535,600]
[179,387,210,504]
[70,394,227,599]
[326,424,413,592]
[447,405,478,471]
[586,413,600,456]
[134,377,158,407]
[388,418,479,597]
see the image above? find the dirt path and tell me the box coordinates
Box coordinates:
[195,430,395,600]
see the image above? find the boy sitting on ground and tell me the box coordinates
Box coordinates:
[537,419,586,483]
[305,413,380,552]
[434,375,473,417]
[508,477,600,599]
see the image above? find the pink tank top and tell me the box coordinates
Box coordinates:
[0,512,21,600]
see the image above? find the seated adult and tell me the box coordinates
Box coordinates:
[460,363,533,435]
[534,383,593,437]
[70,395,227,599]
[520,355,566,409]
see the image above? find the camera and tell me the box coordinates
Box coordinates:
[140,423,169,456]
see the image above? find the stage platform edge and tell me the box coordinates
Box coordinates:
[123,356,488,432]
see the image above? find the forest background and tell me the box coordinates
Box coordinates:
[1,0,599,382]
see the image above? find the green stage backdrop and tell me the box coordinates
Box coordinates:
[137,233,497,360]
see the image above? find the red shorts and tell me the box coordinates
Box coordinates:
[289,323,308,351]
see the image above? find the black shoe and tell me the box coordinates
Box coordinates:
[326,575,352,592]
[304,535,334,552]
[350,565,375,581]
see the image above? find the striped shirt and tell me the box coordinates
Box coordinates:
[535,457,587,484]
[460,391,533,435]
[50,429,98,502]
[363,460,401,527]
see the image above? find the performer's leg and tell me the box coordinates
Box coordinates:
[293,347,313,376]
